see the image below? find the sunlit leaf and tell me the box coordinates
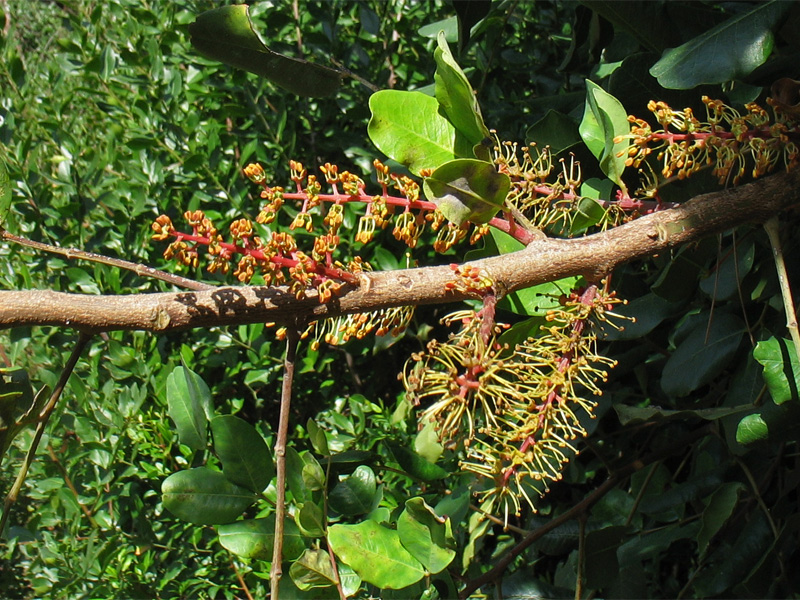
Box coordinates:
[753,337,800,404]
[218,516,305,561]
[434,32,490,148]
[368,90,463,175]
[579,80,629,189]
[162,467,256,525]
[397,497,456,574]
[422,158,510,226]
[328,521,426,589]
[166,366,213,451]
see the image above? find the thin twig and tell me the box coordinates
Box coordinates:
[2,230,213,291]
[1,332,92,535]
[763,216,800,362]
[231,557,255,600]
[270,326,300,599]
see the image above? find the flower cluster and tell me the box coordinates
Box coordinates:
[403,281,625,521]
[492,135,627,231]
[620,96,800,185]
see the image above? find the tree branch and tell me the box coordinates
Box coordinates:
[1,170,799,333]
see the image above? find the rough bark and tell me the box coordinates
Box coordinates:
[1,170,798,334]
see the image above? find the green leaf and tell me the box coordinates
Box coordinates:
[166,366,213,451]
[422,159,510,226]
[698,482,744,557]
[368,90,461,175]
[661,312,745,397]
[328,521,426,589]
[579,80,629,189]
[397,497,456,574]
[296,501,325,538]
[433,32,489,147]
[218,516,305,561]
[736,413,769,445]
[650,1,790,89]
[328,465,378,516]
[753,337,800,404]
[188,5,341,97]
[388,443,448,482]
[289,548,338,591]
[302,451,326,492]
[286,447,309,503]
[210,415,274,493]
[306,418,330,456]
[161,467,256,525]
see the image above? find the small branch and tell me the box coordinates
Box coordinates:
[1,333,92,535]
[270,326,300,600]
[763,216,800,362]
[2,230,213,292]
[231,557,255,600]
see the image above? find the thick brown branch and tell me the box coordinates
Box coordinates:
[1,170,799,333]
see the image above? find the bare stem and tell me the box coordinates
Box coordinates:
[270,327,300,599]
[1,333,92,535]
[763,216,800,362]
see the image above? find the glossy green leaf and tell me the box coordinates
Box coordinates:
[697,482,743,557]
[433,32,489,147]
[162,467,256,525]
[388,443,448,482]
[289,548,338,591]
[302,451,326,492]
[661,312,745,397]
[188,5,341,97]
[218,516,305,561]
[210,415,274,493]
[397,497,456,574]
[650,1,790,89]
[736,413,769,445]
[328,465,377,516]
[306,418,330,457]
[166,366,213,451]
[414,418,443,464]
[328,521,426,589]
[579,80,629,189]
[422,158,510,226]
[368,90,461,175]
[296,501,325,538]
[753,337,800,404]
[286,447,309,503]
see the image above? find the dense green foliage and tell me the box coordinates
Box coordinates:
[2,1,800,598]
